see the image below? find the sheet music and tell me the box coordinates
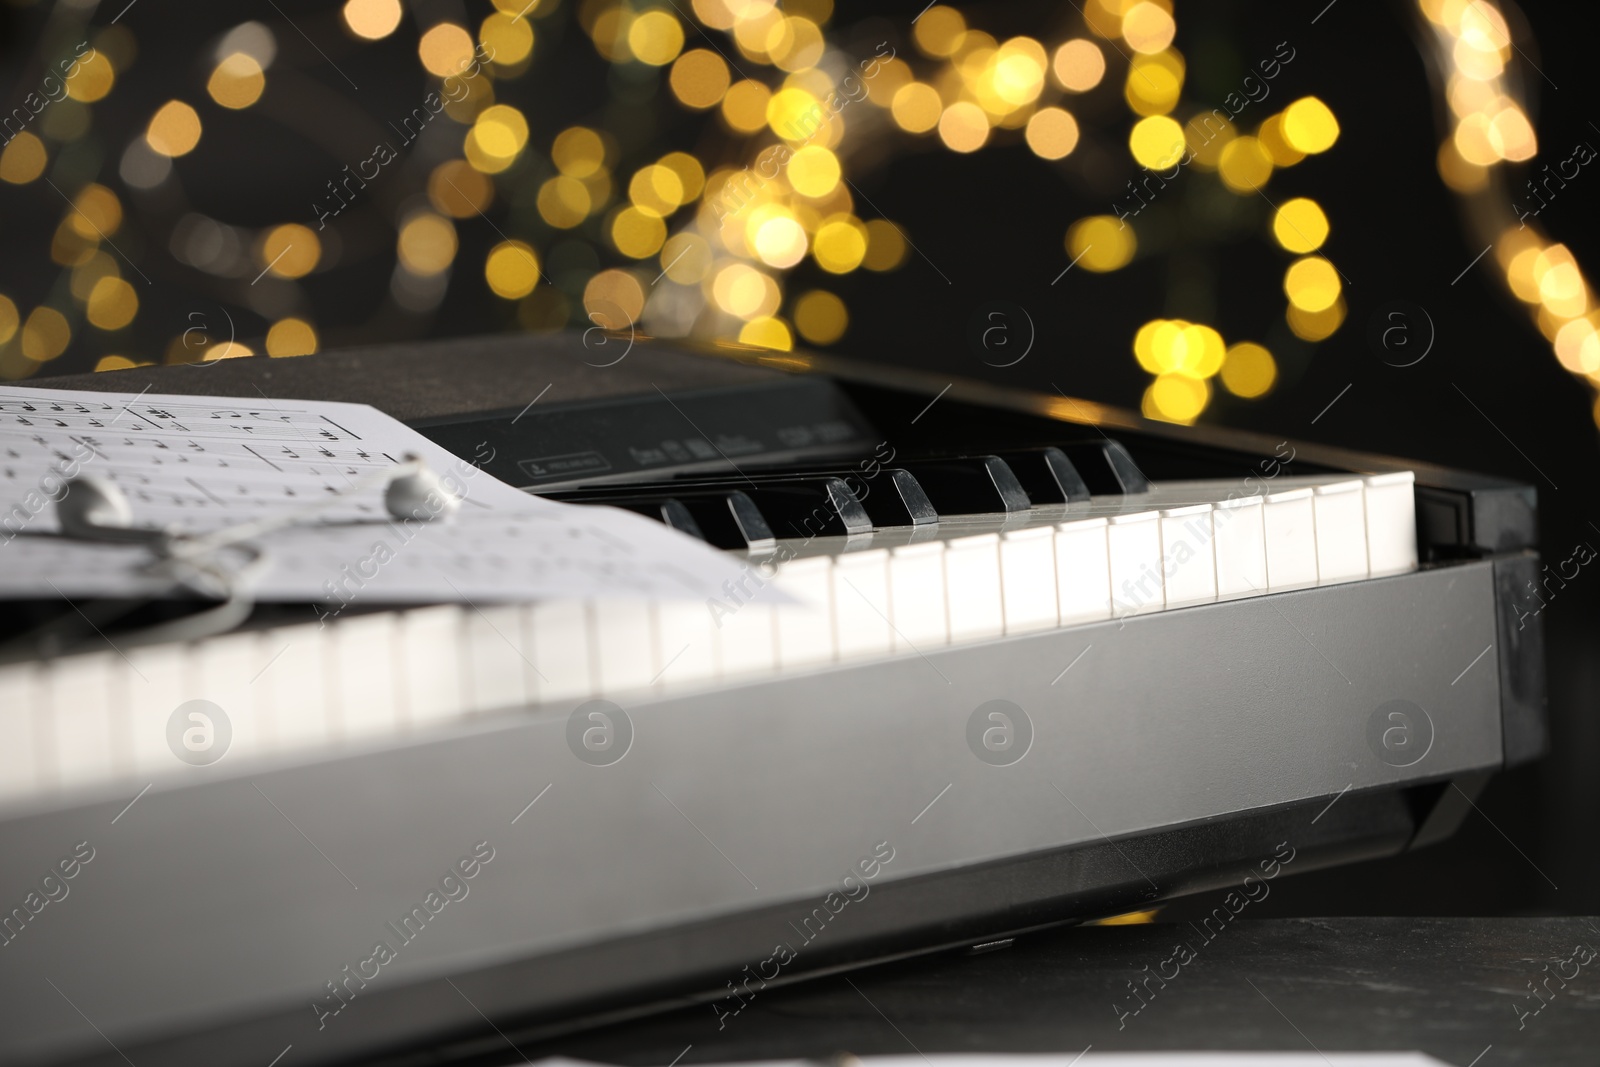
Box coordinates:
[0,386,748,602]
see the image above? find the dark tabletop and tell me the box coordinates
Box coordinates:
[503,918,1600,1067]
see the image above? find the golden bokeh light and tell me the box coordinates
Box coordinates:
[891,82,943,133]
[772,17,826,73]
[1255,113,1305,166]
[1026,108,1080,160]
[767,87,823,141]
[670,49,731,109]
[266,318,319,357]
[428,160,494,217]
[1284,256,1341,313]
[467,104,530,172]
[739,316,793,350]
[486,240,542,298]
[862,219,908,271]
[1281,97,1340,154]
[938,101,990,153]
[722,80,773,133]
[794,290,847,344]
[0,132,47,184]
[1124,51,1183,116]
[1129,114,1185,169]
[628,10,685,66]
[397,213,459,275]
[628,164,686,217]
[20,307,71,362]
[0,295,17,344]
[1121,2,1176,54]
[1288,295,1346,341]
[207,53,266,109]
[1272,198,1329,253]
[1052,38,1106,92]
[812,217,868,273]
[712,263,780,318]
[1220,342,1276,398]
[611,206,668,258]
[65,50,114,103]
[990,37,1049,108]
[344,0,403,40]
[481,13,536,65]
[68,184,121,239]
[260,223,321,279]
[787,145,841,198]
[913,7,967,58]
[1143,373,1209,424]
[552,126,606,177]
[1217,136,1272,192]
[752,212,809,269]
[658,152,705,201]
[1067,215,1136,272]
[147,100,202,157]
[419,24,476,77]
[585,271,646,329]
[86,277,138,331]
[538,175,592,228]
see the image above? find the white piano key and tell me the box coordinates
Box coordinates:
[317,615,396,740]
[261,624,332,752]
[0,663,42,803]
[1160,504,1218,606]
[1364,471,1418,575]
[1108,511,1164,617]
[833,549,894,659]
[653,599,718,689]
[889,541,949,649]
[127,643,189,773]
[47,652,118,790]
[592,598,659,696]
[1212,495,1268,597]
[463,604,535,711]
[944,533,1004,642]
[193,631,265,761]
[1264,487,1319,589]
[529,600,596,705]
[1055,517,1112,624]
[772,557,836,668]
[1313,479,1370,582]
[1000,525,1059,633]
[716,598,777,676]
[399,606,468,728]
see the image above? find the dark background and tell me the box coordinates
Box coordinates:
[1,0,1594,917]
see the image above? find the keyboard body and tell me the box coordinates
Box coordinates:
[0,333,1545,1067]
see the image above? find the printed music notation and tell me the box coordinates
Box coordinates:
[0,385,745,604]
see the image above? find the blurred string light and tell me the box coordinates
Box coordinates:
[0,0,1376,426]
[1418,0,1600,428]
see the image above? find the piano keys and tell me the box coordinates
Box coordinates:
[0,332,1543,1067]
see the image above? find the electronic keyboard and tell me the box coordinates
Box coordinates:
[0,332,1546,1067]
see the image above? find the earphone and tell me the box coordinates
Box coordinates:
[55,453,460,550]
[45,454,462,646]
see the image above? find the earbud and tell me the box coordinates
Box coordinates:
[56,476,166,544]
[384,454,461,520]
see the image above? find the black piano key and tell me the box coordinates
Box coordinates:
[615,499,707,541]
[554,479,871,539]
[1056,439,1151,494]
[898,456,1032,515]
[683,490,775,549]
[548,489,773,549]
[666,469,937,527]
[989,447,1090,505]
